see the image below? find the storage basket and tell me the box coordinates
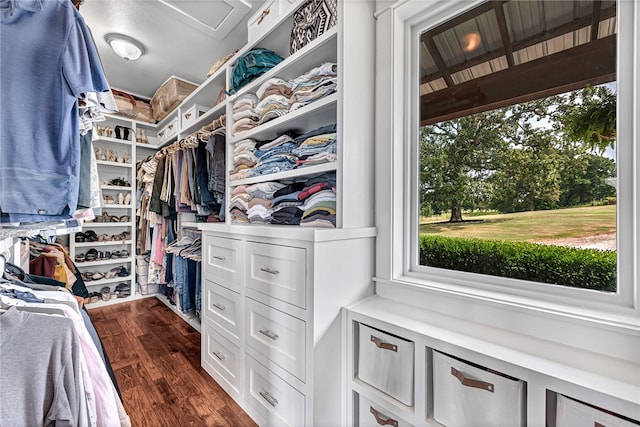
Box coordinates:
[151,76,198,121]
[112,89,136,117]
[135,254,149,286]
[133,100,155,123]
[556,394,638,427]
[432,351,525,427]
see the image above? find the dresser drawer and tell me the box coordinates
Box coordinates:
[357,393,414,427]
[245,241,306,309]
[203,280,241,340]
[247,0,281,44]
[433,351,525,427]
[204,235,242,290]
[202,321,241,395]
[245,354,305,427]
[357,323,414,406]
[246,298,306,382]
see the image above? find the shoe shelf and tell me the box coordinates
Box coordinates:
[85,294,156,309]
[93,136,132,146]
[101,185,133,191]
[102,204,133,209]
[76,257,133,268]
[83,275,133,287]
[135,141,158,150]
[96,160,132,168]
[82,222,133,227]
[74,240,132,247]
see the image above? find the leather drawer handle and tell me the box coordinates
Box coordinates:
[370,407,398,427]
[213,351,225,361]
[212,302,226,311]
[260,267,280,275]
[212,255,226,261]
[257,8,270,25]
[451,367,494,392]
[595,423,606,427]
[168,124,174,130]
[259,390,278,407]
[371,335,397,352]
[259,328,279,340]
[184,113,192,120]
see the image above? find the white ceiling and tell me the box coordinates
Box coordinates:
[81,0,263,99]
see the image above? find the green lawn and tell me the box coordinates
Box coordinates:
[419,205,616,242]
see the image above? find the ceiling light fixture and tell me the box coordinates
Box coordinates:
[104,33,146,61]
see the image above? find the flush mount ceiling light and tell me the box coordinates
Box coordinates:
[462,32,482,52]
[104,33,146,61]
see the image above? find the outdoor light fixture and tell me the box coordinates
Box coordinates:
[462,32,482,52]
[105,33,145,61]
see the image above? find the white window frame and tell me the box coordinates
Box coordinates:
[373,0,639,368]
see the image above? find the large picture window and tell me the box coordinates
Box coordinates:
[417,0,620,293]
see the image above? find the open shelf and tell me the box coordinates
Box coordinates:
[97,160,132,168]
[230,162,337,187]
[84,275,133,287]
[74,240,132,247]
[75,256,133,268]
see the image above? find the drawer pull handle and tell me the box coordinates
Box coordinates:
[212,255,226,261]
[184,113,192,120]
[370,406,398,427]
[213,351,225,361]
[259,267,280,275]
[371,335,397,352]
[212,302,226,311]
[595,424,606,427]
[259,390,278,407]
[168,124,174,130]
[259,329,279,340]
[451,367,494,392]
[257,8,270,25]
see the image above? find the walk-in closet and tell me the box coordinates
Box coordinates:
[1,0,638,425]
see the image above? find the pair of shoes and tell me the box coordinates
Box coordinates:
[122,152,130,163]
[136,128,149,144]
[115,126,132,141]
[83,271,104,281]
[85,292,102,304]
[100,286,111,301]
[109,177,131,187]
[75,230,98,243]
[103,195,115,205]
[102,127,114,138]
[115,282,131,298]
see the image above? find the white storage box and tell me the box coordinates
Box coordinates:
[357,323,414,406]
[181,104,208,130]
[556,394,638,427]
[357,393,414,427]
[433,351,525,427]
[164,117,178,141]
[247,0,281,44]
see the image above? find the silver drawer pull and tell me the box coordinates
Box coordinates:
[259,267,280,275]
[370,406,398,427]
[451,367,494,392]
[259,329,279,340]
[212,302,226,311]
[259,390,278,407]
[213,351,225,361]
[371,335,397,352]
[212,255,226,261]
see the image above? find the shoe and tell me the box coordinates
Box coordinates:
[100,286,111,301]
[124,193,131,205]
[103,195,114,205]
[118,193,124,205]
[139,128,148,144]
[75,232,86,243]
[122,152,130,163]
[115,125,122,140]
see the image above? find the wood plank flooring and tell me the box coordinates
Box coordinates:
[89,297,257,427]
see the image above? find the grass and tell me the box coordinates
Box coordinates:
[419,205,616,242]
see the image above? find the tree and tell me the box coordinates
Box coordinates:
[420,109,510,222]
[560,154,616,206]
[555,85,616,153]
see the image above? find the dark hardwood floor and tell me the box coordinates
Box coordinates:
[89,297,257,427]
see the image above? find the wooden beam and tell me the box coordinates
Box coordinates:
[493,1,515,67]
[591,0,603,41]
[420,35,616,126]
[423,36,455,87]
[421,4,616,85]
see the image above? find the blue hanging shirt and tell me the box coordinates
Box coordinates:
[0,0,110,222]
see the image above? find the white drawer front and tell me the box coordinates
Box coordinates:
[556,394,638,427]
[164,117,178,140]
[204,235,242,290]
[247,0,280,44]
[245,354,305,427]
[246,241,306,309]
[357,393,414,427]
[181,104,207,129]
[202,321,241,394]
[433,351,525,427]
[357,323,414,406]
[203,280,241,340]
[246,298,306,382]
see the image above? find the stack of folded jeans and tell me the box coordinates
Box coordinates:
[230,138,257,181]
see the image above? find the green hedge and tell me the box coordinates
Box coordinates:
[419,235,616,292]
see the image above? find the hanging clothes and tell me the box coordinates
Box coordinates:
[0,0,110,223]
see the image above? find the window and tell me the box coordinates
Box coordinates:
[417,0,618,293]
[373,0,638,357]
